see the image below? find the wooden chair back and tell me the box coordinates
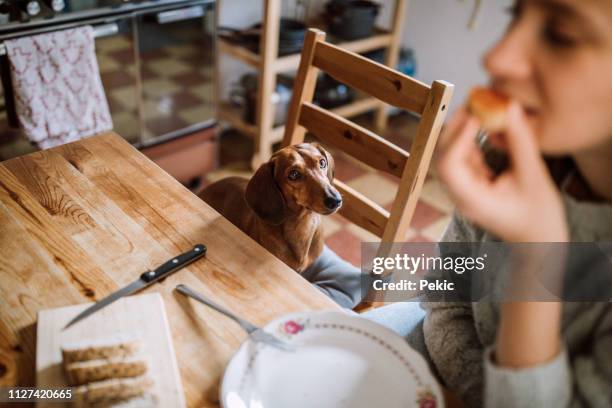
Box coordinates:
[282,28,454,244]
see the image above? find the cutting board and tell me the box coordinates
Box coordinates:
[36,293,186,407]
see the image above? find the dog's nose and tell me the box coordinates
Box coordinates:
[324,192,342,210]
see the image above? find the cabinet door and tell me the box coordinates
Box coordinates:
[0,57,37,160]
[96,18,142,146]
[135,3,215,145]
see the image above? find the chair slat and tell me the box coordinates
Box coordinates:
[282,29,326,147]
[333,179,389,237]
[313,41,430,115]
[382,80,454,243]
[299,102,409,178]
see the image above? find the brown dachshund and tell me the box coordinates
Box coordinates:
[199,143,342,272]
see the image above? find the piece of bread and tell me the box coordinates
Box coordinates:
[79,393,158,408]
[468,87,510,132]
[62,336,142,364]
[73,375,154,407]
[102,394,158,408]
[65,355,149,386]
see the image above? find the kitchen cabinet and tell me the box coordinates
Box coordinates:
[97,17,141,146]
[135,2,216,146]
[0,0,217,188]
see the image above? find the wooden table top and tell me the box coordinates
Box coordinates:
[0,132,339,406]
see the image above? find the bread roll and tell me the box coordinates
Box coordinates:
[65,355,149,386]
[468,87,510,132]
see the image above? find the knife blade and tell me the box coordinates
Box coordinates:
[63,244,206,330]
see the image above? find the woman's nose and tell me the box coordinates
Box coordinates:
[482,23,532,82]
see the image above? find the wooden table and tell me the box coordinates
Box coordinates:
[0,132,339,406]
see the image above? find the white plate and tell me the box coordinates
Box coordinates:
[220,311,443,408]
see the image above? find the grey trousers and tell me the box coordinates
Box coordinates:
[301,245,363,309]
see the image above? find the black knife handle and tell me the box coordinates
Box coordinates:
[141,244,206,283]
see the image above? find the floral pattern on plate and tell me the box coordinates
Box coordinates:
[417,389,437,408]
[277,318,309,339]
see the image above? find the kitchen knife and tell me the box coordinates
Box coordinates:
[63,244,206,330]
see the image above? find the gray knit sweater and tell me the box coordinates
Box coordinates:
[422,195,612,407]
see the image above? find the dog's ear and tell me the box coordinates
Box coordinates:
[245,160,287,225]
[314,143,335,181]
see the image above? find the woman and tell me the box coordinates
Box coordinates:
[367,1,612,406]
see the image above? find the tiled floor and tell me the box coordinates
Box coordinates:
[206,112,454,267]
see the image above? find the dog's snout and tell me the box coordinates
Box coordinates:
[324,190,342,210]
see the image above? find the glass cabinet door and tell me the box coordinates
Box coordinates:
[0,71,37,160]
[95,17,141,146]
[135,2,215,146]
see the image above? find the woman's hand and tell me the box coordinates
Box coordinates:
[436,102,568,242]
[438,102,566,368]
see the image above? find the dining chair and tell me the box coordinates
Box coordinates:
[282,29,454,255]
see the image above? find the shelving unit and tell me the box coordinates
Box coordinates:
[216,0,407,167]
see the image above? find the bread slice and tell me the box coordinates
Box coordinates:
[103,394,158,408]
[62,336,142,364]
[65,355,149,386]
[73,375,153,407]
[79,393,158,408]
[468,87,510,133]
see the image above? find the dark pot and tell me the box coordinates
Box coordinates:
[279,19,307,42]
[253,18,306,55]
[219,18,306,56]
[325,0,381,40]
[314,74,356,109]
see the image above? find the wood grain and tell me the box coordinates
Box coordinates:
[281,29,325,147]
[374,0,408,130]
[312,41,430,115]
[299,102,409,178]
[333,179,389,238]
[0,132,339,407]
[381,80,454,244]
[254,0,281,165]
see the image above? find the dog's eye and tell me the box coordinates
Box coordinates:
[288,169,302,181]
[319,158,327,169]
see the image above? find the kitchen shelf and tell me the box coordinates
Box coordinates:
[216,0,407,167]
[274,29,394,74]
[218,38,260,68]
[218,101,285,143]
[218,93,381,145]
[219,28,394,74]
[217,102,258,137]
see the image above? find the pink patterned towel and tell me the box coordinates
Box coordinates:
[5,26,113,149]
